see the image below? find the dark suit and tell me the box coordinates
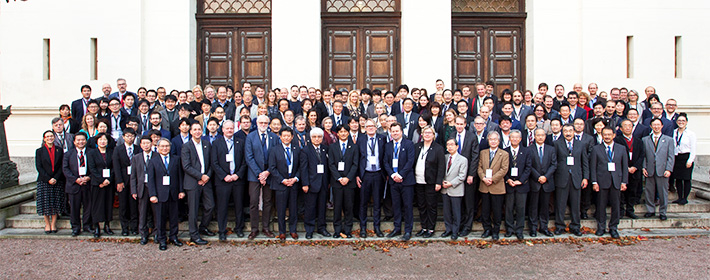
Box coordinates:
[170,134,190,156]
[383,138,416,234]
[268,143,301,235]
[545,133,563,146]
[147,154,183,242]
[113,143,139,232]
[130,151,158,238]
[615,134,644,215]
[357,133,386,231]
[388,102,402,116]
[53,132,75,153]
[503,146,532,235]
[527,143,556,232]
[396,112,420,140]
[449,130,480,234]
[211,136,247,235]
[159,109,180,136]
[590,143,629,232]
[329,114,349,128]
[62,148,92,231]
[181,139,214,240]
[575,132,596,216]
[413,142,445,231]
[328,140,359,236]
[71,98,91,122]
[87,148,114,224]
[569,105,588,121]
[553,138,589,231]
[300,144,330,235]
[244,130,279,231]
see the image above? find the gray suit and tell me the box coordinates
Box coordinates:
[441,153,467,235]
[53,132,75,153]
[130,151,158,238]
[642,134,675,215]
[590,143,629,232]
[181,139,215,239]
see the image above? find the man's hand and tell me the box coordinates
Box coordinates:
[663,170,671,178]
[483,178,493,185]
[116,183,124,192]
[224,175,233,182]
[132,194,138,200]
[435,184,442,191]
[49,178,57,185]
[356,176,362,188]
[150,196,158,203]
[642,168,648,177]
[258,171,270,182]
[302,185,309,193]
[581,179,588,189]
[200,175,210,185]
[620,183,627,191]
[687,162,693,168]
[178,192,185,199]
[538,176,547,184]
[339,177,350,186]
[628,167,637,174]
[593,183,599,192]
[466,176,474,185]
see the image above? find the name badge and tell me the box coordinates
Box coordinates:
[392,159,399,168]
[79,166,87,176]
[629,152,632,160]
[127,166,132,175]
[567,156,574,166]
[485,169,493,179]
[144,174,148,183]
[511,167,518,177]
[102,169,110,178]
[226,154,233,162]
[607,162,616,172]
[317,164,324,174]
[338,162,345,172]
[163,176,170,185]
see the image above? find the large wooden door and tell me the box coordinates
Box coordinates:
[323,24,399,91]
[200,27,271,88]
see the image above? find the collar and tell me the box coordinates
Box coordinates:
[339,140,348,147]
[536,143,545,150]
[76,147,86,154]
[489,147,498,153]
[282,143,292,150]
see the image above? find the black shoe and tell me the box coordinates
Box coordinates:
[660,214,667,221]
[51,230,58,234]
[45,230,51,235]
[400,232,411,241]
[595,229,605,236]
[360,231,367,238]
[332,234,341,239]
[374,228,384,237]
[554,228,565,235]
[236,231,244,238]
[481,230,492,238]
[492,234,499,240]
[671,199,681,204]
[130,230,139,236]
[219,233,227,242]
[169,239,184,247]
[415,229,427,237]
[71,230,80,237]
[200,228,216,236]
[441,231,453,238]
[159,242,167,250]
[190,238,208,245]
[103,225,114,235]
[345,233,353,238]
[83,226,92,233]
[644,213,655,218]
[571,229,583,236]
[121,229,129,236]
[540,229,554,237]
[610,230,620,239]
[529,231,537,237]
[459,229,470,237]
[451,234,458,241]
[140,237,148,245]
[318,230,332,237]
[581,213,589,219]
[93,227,101,238]
[626,212,638,219]
[423,231,434,238]
[504,231,514,238]
[306,233,313,239]
[516,233,524,240]
[387,231,401,238]
[383,216,393,221]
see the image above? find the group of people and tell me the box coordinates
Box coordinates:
[35,78,696,250]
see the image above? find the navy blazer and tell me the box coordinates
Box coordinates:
[112,143,139,185]
[143,128,171,140]
[147,154,183,202]
[180,139,213,191]
[529,144,557,192]
[383,138,416,187]
[504,146,532,193]
[211,136,247,186]
[300,144,329,193]
[62,148,89,195]
[642,117,673,137]
[268,143,301,191]
[328,114,349,128]
[328,139,359,188]
[614,134,645,181]
[71,98,90,122]
[553,138,589,190]
[590,143,629,189]
[245,131,279,182]
[170,134,189,156]
[395,111,420,140]
[87,148,114,187]
[357,133,386,178]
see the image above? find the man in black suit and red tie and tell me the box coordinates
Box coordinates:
[148,138,185,250]
[615,119,645,219]
[591,127,628,239]
[62,132,92,236]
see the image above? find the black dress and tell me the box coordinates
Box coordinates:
[87,148,114,223]
[35,145,65,216]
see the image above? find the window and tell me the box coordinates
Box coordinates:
[675,36,682,78]
[43,38,50,80]
[90,38,98,80]
[626,36,633,79]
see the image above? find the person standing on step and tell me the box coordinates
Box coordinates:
[553,124,588,236]
[478,131,510,240]
[328,125,359,239]
[384,123,416,241]
[413,126,446,238]
[591,127,628,239]
[614,119,644,219]
[130,135,159,245]
[269,127,302,241]
[300,127,332,239]
[36,130,65,234]
[355,119,386,238]
[211,120,248,241]
[503,130,531,240]
[528,128,557,237]
[87,133,115,238]
[112,128,139,236]
[642,118,675,220]
[671,113,695,205]
[181,121,214,245]
[63,132,92,237]
[148,138,185,250]
[440,138,468,240]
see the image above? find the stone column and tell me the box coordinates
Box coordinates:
[0,106,19,188]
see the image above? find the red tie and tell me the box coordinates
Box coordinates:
[447,156,453,172]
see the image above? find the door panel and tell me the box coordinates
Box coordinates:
[452,28,483,90]
[239,28,270,88]
[364,28,396,91]
[326,29,358,91]
[203,30,234,86]
[489,28,520,92]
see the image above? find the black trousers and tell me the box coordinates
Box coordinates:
[136,188,155,238]
[461,178,480,233]
[274,187,298,234]
[90,184,113,224]
[303,187,327,234]
[596,187,620,231]
[360,171,383,230]
[528,189,552,231]
[415,183,438,231]
[248,181,273,231]
[117,183,138,231]
[391,183,414,234]
[581,184,593,215]
[555,181,581,231]
[67,191,84,230]
[504,191,527,235]
[481,192,504,233]
[621,174,642,214]
[154,195,179,242]
[442,194,462,235]
[215,180,245,234]
[186,184,215,239]
[332,185,355,235]
[81,185,92,228]
[676,179,692,203]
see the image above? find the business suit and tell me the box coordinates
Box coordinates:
[329,114,349,128]
[357,133,386,232]
[642,117,674,136]
[383,138,416,234]
[181,139,214,240]
[53,132,75,153]
[512,105,532,123]
[553,138,589,232]
[642,133,675,216]
[520,128,537,148]
[441,153,467,237]
[106,112,129,140]
[575,132,596,217]
[71,98,91,122]
[615,134,645,216]
[245,130,279,232]
[545,133,563,146]
[477,148,510,236]
[449,129,480,235]
[269,143,301,235]
[170,134,190,156]
[328,140,359,236]
[147,153,183,243]
[590,142,629,232]
[113,143,139,233]
[62,148,92,232]
[388,102,402,116]
[87,148,114,224]
[569,105,588,121]
[159,109,180,135]
[396,111,420,140]
[211,136,247,236]
[616,122,651,141]
[527,143,557,234]
[300,143,330,235]
[503,146,532,236]
[130,151,158,239]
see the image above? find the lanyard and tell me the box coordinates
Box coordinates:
[675,131,683,146]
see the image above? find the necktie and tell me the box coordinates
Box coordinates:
[393,142,399,173]
[653,136,659,151]
[128,146,133,158]
[227,139,235,173]
[447,155,453,172]
[285,146,292,166]
[538,146,543,163]
[528,132,533,146]
[336,116,341,126]
[567,141,573,154]
[261,133,268,163]
[457,134,462,154]
[489,150,495,165]
[341,142,346,157]
[143,115,148,131]
[553,135,558,142]
[607,146,613,162]
[512,149,517,164]
[163,156,169,174]
[315,145,321,160]
[405,113,410,124]
[576,135,580,141]
[79,151,85,167]
[370,137,376,156]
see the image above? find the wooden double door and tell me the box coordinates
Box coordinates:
[322,24,399,91]
[199,26,271,89]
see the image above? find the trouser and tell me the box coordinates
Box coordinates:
[415,183,438,231]
[528,189,552,231]
[481,192,504,233]
[504,191,527,235]
[137,188,155,238]
[274,187,298,234]
[442,194,462,235]
[117,183,138,231]
[303,187,327,234]
[461,179,480,232]
[555,182,581,231]
[621,175,642,214]
[332,185,355,235]
[391,183,414,234]
[581,184,593,215]
[360,171,383,230]
[186,185,215,239]
[676,179,692,203]
[67,191,83,230]
[644,175,669,215]
[216,181,245,234]
[596,187,620,231]
[249,181,273,231]
[81,185,92,227]
[154,195,179,242]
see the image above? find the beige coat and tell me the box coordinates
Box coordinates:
[477,148,510,195]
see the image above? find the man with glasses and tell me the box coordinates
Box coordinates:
[244,115,278,239]
[109,78,136,106]
[356,120,386,238]
[108,98,128,141]
[643,103,673,136]
[665,99,679,129]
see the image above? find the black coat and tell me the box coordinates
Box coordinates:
[413,142,446,185]
[35,145,64,184]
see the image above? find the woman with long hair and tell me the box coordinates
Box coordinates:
[266,90,279,116]
[411,115,432,143]
[440,109,458,146]
[532,104,551,134]
[418,94,431,115]
[345,90,361,119]
[35,130,65,234]
[306,109,320,131]
[79,113,98,138]
[322,117,336,146]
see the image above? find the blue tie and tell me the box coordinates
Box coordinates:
[261,133,268,164]
[607,146,613,162]
[163,156,169,174]
[576,135,580,141]
[538,146,543,163]
[457,134,462,154]
[393,142,399,173]
[567,141,573,153]
[342,142,346,157]
[285,146,292,165]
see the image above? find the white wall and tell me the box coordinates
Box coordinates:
[401,0,451,93]
[271,0,321,89]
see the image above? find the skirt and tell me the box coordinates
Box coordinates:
[36,181,65,216]
[672,153,694,180]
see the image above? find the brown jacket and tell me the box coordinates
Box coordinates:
[477,148,509,195]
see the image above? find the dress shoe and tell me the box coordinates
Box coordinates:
[441,231,452,238]
[415,229,427,237]
[200,228,216,236]
[83,226,92,233]
[540,229,554,237]
[360,231,367,238]
[423,231,434,238]
[400,232,411,241]
[140,237,148,245]
[595,229,605,236]
[609,230,620,239]
[383,215,393,221]
[219,233,227,242]
[345,233,353,238]
[319,230,332,237]
[571,229,583,236]
[93,228,101,238]
[159,242,167,251]
[45,230,51,235]
[671,199,681,204]
[644,213,655,218]
[581,213,589,219]
[236,231,245,238]
[51,230,58,234]
[516,233,524,240]
[169,239,183,247]
[459,229,470,237]
[554,228,565,235]
[71,230,80,237]
[290,233,299,240]
[374,228,384,237]
[103,225,114,235]
[529,231,537,237]
[626,212,638,219]
[659,214,667,221]
[491,234,499,240]
[131,230,139,236]
[504,231,513,238]
[248,230,259,240]
[278,234,286,241]
[387,231,401,238]
[262,229,275,238]
[121,229,129,236]
[451,234,458,241]
[332,234,341,239]
[306,232,313,239]
[481,230,492,238]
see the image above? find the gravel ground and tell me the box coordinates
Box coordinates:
[0,236,708,279]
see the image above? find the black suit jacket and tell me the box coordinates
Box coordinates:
[147,154,183,202]
[357,133,386,178]
[35,145,64,184]
[447,130,480,177]
[383,139,416,186]
[529,144,557,192]
[413,142,446,185]
[268,144,302,191]
[328,140,359,188]
[87,148,114,187]
[396,112,420,140]
[181,139,213,191]
[130,151,158,198]
[614,134,644,180]
[504,146,532,193]
[71,98,91,122]
[300,144,329,193]
[328,114,350,128]
[590,143,629,189]
[553,138,589,189]
[62,148,88,194]
[112,143,139,185]
[211,136,247,186]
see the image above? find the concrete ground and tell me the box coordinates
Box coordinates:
[0,234,707,279]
